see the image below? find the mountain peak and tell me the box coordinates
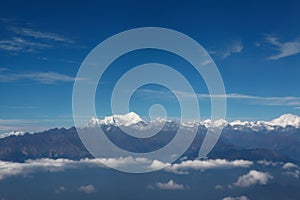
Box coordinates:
[87,112,144,127]
[271,114,300,128]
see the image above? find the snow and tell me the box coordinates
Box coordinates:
[0,131,25,139]
[3,113,300,139]
[86,112,144,127]
[270,114,300,128]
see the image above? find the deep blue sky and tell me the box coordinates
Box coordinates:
[1,0,300,133]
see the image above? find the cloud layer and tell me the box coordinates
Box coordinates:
[166,159,253,174]
[0,158,253,180]
[0,71,76,84]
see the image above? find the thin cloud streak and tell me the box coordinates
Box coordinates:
[0,71,76,84]
[265,35,300,60]
[0,37,51,52]
[9,26,73,43]
[138,89,300,108]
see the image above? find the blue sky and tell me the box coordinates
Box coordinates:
[1,0,300,133]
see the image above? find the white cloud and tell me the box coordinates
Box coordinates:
[9,27,72,43]
[78,184,96,194]
[282,162,299,178]
[0,158,103,180]
[257,160,279,167]
[139,89,300,108]
[55,186,66,193]
[265,35,300,60]
[221,41,244,58]
[0,71,76,84]
[283,170,299,179]
[154,180,185,190]
[282,162,298,170]
[215,185,224,190]
[223,196,249,200]
[233,170,273,188]
[0,157,169,180]
[0,158,254,180]
[166,159,252,174]
[0,37,51,52]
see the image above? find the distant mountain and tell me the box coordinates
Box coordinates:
[0,113,299,163]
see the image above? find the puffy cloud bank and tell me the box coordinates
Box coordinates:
[223,196,249,200]
[233,170,273,187]
[0,157,253,180]
[166,159,253,174]
[154,180,186,190]
[78,184,96,194]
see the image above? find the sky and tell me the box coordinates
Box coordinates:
[1,0,300,133]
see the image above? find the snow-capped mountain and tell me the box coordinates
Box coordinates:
[2,113,300,140]
[0,131,25,139]
[270,114,300,128]
[228,114,300,131]
[86,112,145,127]
[85,113,300,132]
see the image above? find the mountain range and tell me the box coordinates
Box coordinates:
[1,113,300,164]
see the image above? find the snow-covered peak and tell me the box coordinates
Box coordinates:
[86,112,144,127]
[270,114,300,128]
[201,119,228,128]
[85,113,300,130]
[0,131,25,139]
[228,114,300,131]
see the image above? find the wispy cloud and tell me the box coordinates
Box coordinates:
[9,26,73,43]
[212,41,244,59]
[265,35,300,60]
[138,89,300,108]
[0,71,76,84]
[0,37,51,52]
[0,19,73,53]
[197,93,300,107]
[0,67,8,71]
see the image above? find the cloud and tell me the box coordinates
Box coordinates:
[0,19,73,53]
[222,196,249,200]
[0,158,254,180]
[154,180,186,190]
[0,71,76,84]
[141,89,300,108]
[171,91,300,108]
[0,157,169,180]
[55,186,66,194]
[282,162,298,170]
[0,37,51,52]
[220,41,244,58]
[9,27,72,43]
[0,159,76,180]
[166,159,252,174]
[257,160,279,167]
[78,184,96,194]
[265,35,300,60]
[282,162,299,178]
[215,185,224,190]
[283,170,299,179]
[233,170,273,188]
